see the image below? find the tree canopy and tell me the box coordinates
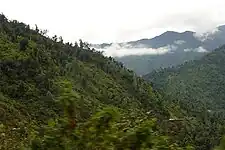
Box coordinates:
[0,13,224,150]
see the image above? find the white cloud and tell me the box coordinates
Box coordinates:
[174,40,186,45]
[0,0,225,43]
[97,43,177,57]
[194,27,220,41]
[195,47,208,52]
[184,46,208,52]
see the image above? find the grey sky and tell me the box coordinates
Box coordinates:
[1,0,225,43]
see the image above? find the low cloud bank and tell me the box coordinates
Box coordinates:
[93,27,220,57]
[97,43,177,57]
[184,46,208,53]
[194,27,220,42]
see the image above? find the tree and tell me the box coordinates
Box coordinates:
[35,24,39,33]
[79,39,83,49]
[59,36,63,43]
[0,13,7,23]
[52,35,58,42]
[20,38,29,50]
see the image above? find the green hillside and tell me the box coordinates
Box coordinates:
[0,14,185,149]
[144,45,225,149]
[0,14,225,150]
[144,45,225,112]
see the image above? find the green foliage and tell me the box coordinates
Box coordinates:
[214,136,225,150]
[144,45,225,149]
[19,38,29,50]
[0,13,181,149]
[145,46,225,111]
[29,107,188,150]
[0,13,222,150]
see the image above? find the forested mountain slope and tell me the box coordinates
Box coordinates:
[0,14,187,149]
[143,45,225,149]
[144,45,225,113]
[0,14,225,150]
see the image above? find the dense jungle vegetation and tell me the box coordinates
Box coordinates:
[0,13,225,150]
[145,45,225,150]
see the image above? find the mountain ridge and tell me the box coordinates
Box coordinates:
[92,24,225,75]
[93,26,224,49]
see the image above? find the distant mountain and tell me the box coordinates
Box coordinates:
[93,25,225,75]
[94,30,202,49]
[127,31,200,49]
[144,45,225,112]
[117,51,204,75]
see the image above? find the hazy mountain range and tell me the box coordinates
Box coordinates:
[92,25,225,75]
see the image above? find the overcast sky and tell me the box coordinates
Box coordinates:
[1,0,225,44]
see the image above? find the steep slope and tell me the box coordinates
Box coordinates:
[144,45,225,112]
[94,25,225,75]
[142,46,225,150]
[0,14,225,150]
[0,14,181,149]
